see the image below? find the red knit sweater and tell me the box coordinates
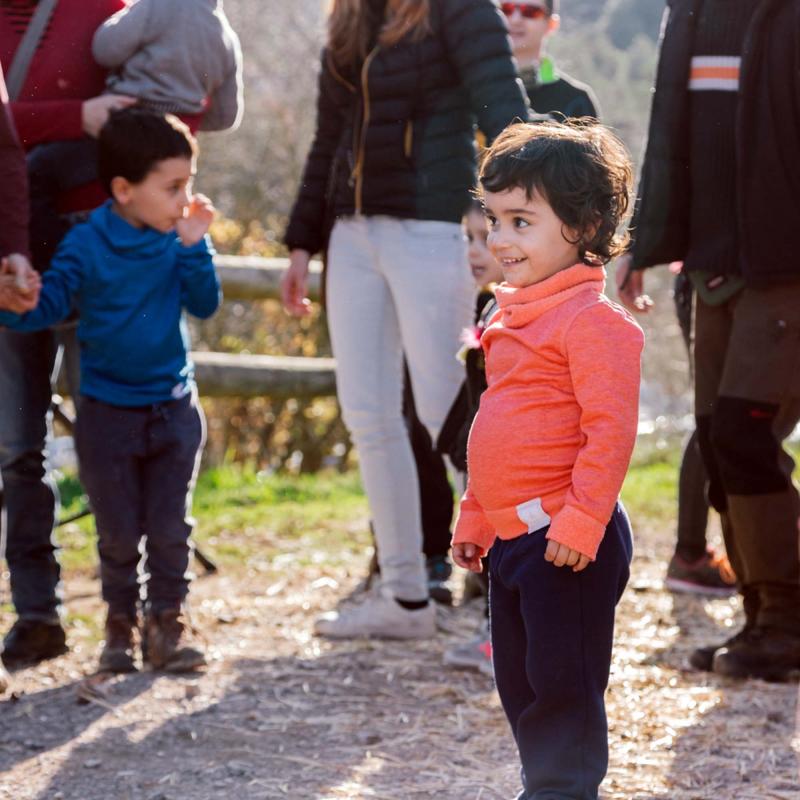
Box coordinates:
[0,0,125,212]
[452,264,644,561]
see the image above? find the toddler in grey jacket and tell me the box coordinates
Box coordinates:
[93,0,243,132]
[27,0,243,272]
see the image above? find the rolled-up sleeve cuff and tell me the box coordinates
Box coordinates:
[545,504,607,561]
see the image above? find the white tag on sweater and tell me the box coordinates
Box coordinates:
[516,497,551,534]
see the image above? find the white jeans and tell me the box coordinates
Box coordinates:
[327,216,474,600]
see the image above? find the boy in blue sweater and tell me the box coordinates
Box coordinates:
[0,109,221,673]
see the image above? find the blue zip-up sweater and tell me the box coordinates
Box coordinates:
[0,201,221,406]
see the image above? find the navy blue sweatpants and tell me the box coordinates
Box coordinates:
[489,503,633,800]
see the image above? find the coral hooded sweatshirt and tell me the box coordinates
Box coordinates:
[452,263,644,561]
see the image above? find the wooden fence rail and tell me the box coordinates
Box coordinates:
[192,256,333,398]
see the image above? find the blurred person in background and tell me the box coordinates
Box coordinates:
[503,0,598,119]
[617,0,800,682]
[282,0,529,640]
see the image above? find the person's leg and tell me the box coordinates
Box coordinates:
[666,428,736,596]
[688,295,758,670]
[706,285,800,678]
[402,362,453,563]
[489,540,536,796]
[27,140,98,272]
[675,430,709,562]
[75,399,146,617]
[0,329,62,629]
[138,393,205,671]
[74,398,146,673]
[382,219,474,446]
[140,394,205,613]
[491,506,632,799]
[318,218,435,638]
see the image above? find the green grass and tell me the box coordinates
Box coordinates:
[55,464,371,575]
[54,444,687,576]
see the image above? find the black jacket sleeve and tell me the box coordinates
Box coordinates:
[439,0,530,142]
[284,51,350,255]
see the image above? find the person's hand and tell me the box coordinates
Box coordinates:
[452,542,484,573]
[0,254,40,313]
[615,252,653,314]
[281,250,312,316]
[176,194,215,246]
[81,94,137,137]
[544,539,591,572]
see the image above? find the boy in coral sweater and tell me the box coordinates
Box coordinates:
[452,121,643,800]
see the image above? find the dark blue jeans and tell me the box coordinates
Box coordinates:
[0,328,62,622]
[489,503,633,800]
[74,393,205,616]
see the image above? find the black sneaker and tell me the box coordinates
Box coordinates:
[427,556,453,606]
[712,626,800,682]
[2,619,68,668]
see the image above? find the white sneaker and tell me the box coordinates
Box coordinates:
[314,591,436,640]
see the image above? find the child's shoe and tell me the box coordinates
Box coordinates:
[144,608,206,672]
[427,555,454,606]
[443,623,493,677]
[98,612,138,673]
[665,548,737,597]
[314,589,436,639]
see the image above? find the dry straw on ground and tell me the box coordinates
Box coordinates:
[1,514,798,799]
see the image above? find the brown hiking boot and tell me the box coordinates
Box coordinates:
[98,612,137,673]
[712,626,800,682]
[144,608,205,672]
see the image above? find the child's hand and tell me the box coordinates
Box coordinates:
[452,542,484,573]
[176,194,215,246]
[544,539,591,572]
[0,255,40,313]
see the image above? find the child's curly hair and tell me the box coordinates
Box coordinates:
[478,121,633,264]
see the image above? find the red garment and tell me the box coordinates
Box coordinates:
[0,61,28,256]
[0,0,124,212]
[452,264,644,561]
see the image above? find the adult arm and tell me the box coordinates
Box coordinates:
[545,302,644,561]
[439,0,530,142]
[283,51,349,255]
[177,236,221,320]
[92,0,153,69]
[0,68,30,257]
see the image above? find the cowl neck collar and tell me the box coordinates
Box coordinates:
[494,263,606,328]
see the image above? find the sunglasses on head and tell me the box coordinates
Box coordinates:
[501,2,550,20]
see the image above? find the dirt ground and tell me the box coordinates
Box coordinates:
[1,515,798,800]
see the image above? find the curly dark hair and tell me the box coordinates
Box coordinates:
[478,121,633,264]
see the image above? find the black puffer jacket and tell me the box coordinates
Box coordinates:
[284,0,530,255]
[631,0,800,288]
